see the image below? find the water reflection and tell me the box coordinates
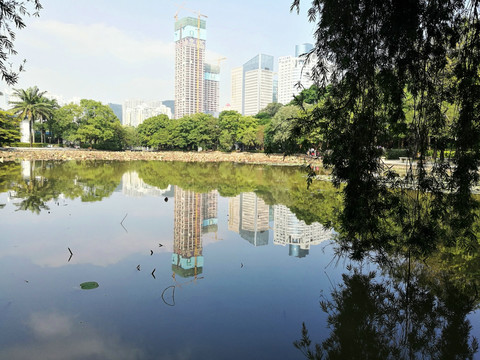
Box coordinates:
[228,192,270,246]
[0,312,144,360]
[0,160,478,359]
[274,205,332,258]
[295,261,479,359]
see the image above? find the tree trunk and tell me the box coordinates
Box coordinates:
[29,118,34,147]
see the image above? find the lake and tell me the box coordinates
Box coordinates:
[0,160,478,360]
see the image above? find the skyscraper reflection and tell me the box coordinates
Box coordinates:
[228,192,270,246]
[273,205,332,258]
[172,186,218,278]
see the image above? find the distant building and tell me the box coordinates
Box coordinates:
[295,43,313,57]
[277,44,316,105]
[162,100,175,116]
[174,17,206,119]
[122,99,172,127]
[108,103,122,123]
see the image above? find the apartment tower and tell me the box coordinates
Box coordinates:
[174,17,206,119]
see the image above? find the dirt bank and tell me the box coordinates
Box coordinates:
[0,148,323,166]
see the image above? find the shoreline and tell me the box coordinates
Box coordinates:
[0,148,323,166]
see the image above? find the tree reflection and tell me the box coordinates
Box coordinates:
[4,160,128,213]
[295,259,479,359]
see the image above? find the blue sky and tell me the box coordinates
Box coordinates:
[10,0,315,108]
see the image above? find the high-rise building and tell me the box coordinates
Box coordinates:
[295,43,313,57]
[242,54,274,116]
[204,63,220,116]
[174,17,206,119]
[230,66,243,113]
[230,54,275,116]
[277,44,316,105]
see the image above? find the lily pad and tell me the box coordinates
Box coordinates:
[80,281,99,290]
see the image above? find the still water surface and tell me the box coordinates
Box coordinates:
[0,160,478,359]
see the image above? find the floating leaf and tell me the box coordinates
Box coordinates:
[80,281,99,290]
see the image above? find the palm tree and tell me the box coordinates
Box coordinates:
[9,87,54,147]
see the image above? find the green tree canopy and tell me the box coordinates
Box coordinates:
[0,110,20,145]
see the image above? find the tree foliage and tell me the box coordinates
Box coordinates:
[0,0,42,85]
[0,109,19,145]
[289,0,480,257]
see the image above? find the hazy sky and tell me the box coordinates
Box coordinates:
[9,0,315,108]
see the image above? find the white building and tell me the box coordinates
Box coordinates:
[230,54,274,116]
[244,68,274,116]
[230,66,243,113]
[122,100,172,127]
[277,51,315,105]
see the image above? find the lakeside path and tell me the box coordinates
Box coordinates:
[0,148,324,166]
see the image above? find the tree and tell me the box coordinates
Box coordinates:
[0,110,20,145]
[255,102,283,124]
[73,99,124,150]
[289,0,480,256]
[0,1,42,85]
[41,97,59,143]
[137,114,170,149]
[266,105,301,153]
[9,86,53,146]
[218,110,242,151]
[123,126,141,149]
[51,103,82,144]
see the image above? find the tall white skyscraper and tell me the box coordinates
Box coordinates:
[230,66,243,113]
[174,17,206,119]
[244,68,274,116]
[277,44,316,105]
[230,54,274,116]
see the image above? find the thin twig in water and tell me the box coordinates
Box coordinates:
[161,285,176,306]
[120,213,128,233]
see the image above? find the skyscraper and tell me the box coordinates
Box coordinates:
[203,63,220,116]
[243,54,274,116]
[278,44,315,105]
[230,54,274,116]
[230,66,243,113]
[174,17,206,119]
